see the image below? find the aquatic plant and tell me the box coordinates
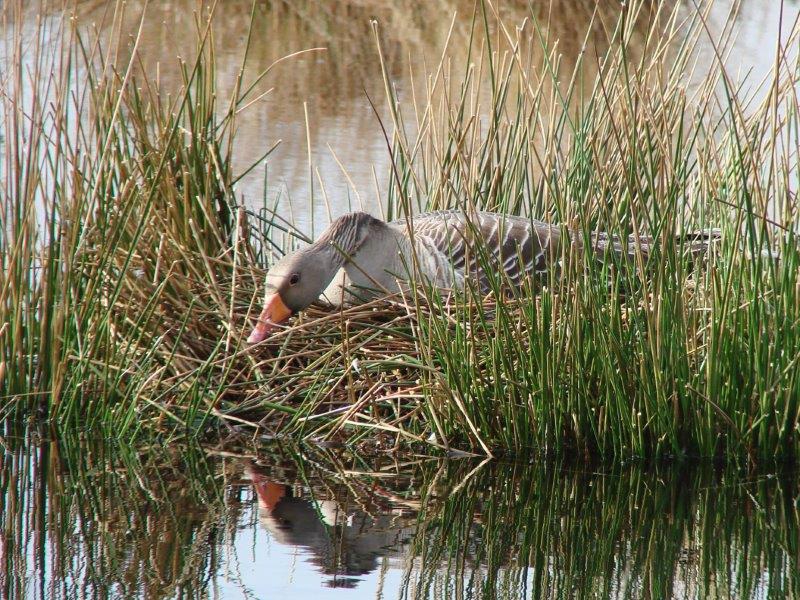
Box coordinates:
[1,0,798,459]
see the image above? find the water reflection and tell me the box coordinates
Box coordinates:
[245,461,415,588]
[1,430,798,599]
[0,432,224,598]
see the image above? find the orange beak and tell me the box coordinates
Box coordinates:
[247,293,293,344]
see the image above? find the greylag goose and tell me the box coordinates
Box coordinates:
[247,210,717,343]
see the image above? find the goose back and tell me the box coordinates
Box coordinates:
[322,210,721,303]
[392,210,563,290]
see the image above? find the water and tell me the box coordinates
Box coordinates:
[58,0,800,236]
[1,431,797,599]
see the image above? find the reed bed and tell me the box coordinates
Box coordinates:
[1,0,799,460]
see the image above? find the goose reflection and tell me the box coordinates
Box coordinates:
[244,462,415,588]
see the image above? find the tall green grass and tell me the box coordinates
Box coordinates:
[285,0,800,460]
[251,1,800,460]
[0,0,266,435]
[391,1,800,459]
[1,0,799,460]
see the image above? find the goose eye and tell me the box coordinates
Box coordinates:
[289,273,301,286]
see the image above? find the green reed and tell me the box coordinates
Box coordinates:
[1,0,798,460]
[371,0,800,459]
[0,0,266,435]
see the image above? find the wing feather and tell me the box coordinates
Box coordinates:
[394,210,561,290]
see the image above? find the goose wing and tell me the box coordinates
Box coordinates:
[394,210,562,289]
[392,211,721,290]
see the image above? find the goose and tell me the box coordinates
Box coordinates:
[247,210,718,343]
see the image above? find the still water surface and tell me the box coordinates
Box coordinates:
[63,0,800,235]
[1,432,797,599]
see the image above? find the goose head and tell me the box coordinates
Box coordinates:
[247,212,386,344]
[247,247,338,344]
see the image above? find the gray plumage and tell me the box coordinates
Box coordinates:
[390,210,560,292]
[247,210,721,341]
[278,210,718,310]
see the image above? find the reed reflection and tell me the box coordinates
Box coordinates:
[237,449,800,599]
[1,432,797,599]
